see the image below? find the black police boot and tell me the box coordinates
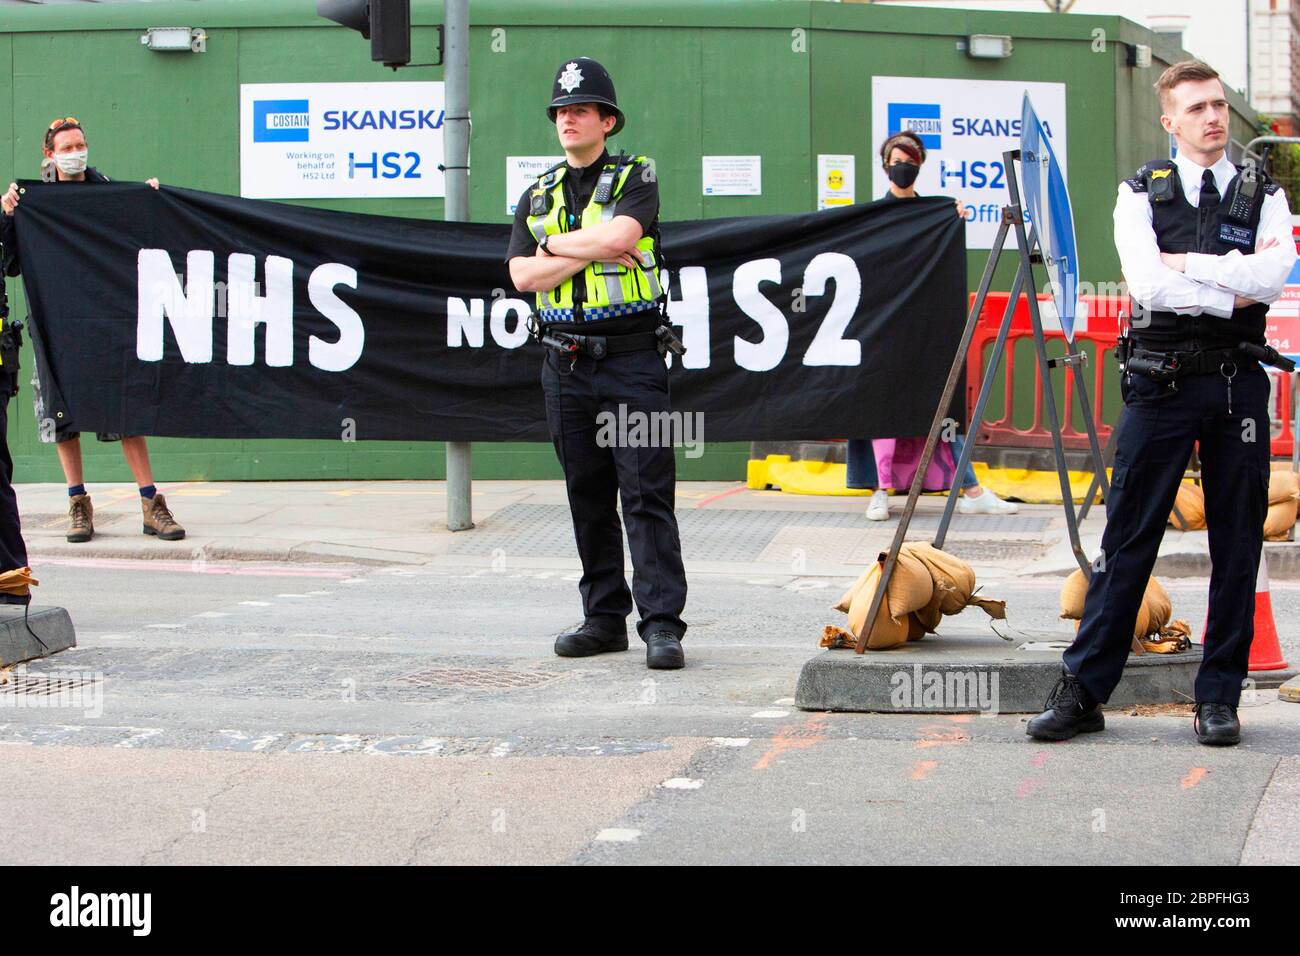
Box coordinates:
[553,621,628,658]
[1026,667,1105,741]
[645,629,685,670]
[1194,702,1241,746]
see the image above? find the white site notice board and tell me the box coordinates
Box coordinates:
[240,82,446,199]
[870,76,1067,248]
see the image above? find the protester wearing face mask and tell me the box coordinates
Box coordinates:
[1,117,184,544]
[845,131,1018,521]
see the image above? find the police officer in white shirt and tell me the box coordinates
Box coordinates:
[1028,60,1297,746]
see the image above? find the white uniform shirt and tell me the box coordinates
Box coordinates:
[1113,151,1296,319]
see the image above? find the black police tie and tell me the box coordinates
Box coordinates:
[1200,169,1220,208]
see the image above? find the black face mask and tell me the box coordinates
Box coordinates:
[887,161,920,189]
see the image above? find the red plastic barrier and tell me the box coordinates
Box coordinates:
[965,292,1122,451]
[966,291,1297,456]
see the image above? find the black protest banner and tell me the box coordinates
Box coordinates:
[11,182,965,442]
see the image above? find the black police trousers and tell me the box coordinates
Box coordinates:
[540,345,688,640]
[0,370,30,605]
[1064,362,1271,706]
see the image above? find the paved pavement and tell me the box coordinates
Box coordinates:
[0,479,1295,865]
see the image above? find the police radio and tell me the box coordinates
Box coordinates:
[592,151,628,205]
[1226,160,1258,224]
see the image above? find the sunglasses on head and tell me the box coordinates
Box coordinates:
[48,117,80,131]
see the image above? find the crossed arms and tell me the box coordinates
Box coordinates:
[1114,185,1297,319]
[508,215,647,293]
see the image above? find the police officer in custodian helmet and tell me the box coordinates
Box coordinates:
[506,57,689,669]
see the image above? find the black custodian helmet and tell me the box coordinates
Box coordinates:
[546,57,625,135]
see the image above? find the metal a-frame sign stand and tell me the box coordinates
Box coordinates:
[855,147,1127,654]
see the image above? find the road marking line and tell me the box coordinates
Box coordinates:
[693,485,747,509]
[712,737,751,747]
[1015,777,1045,799]
[1182,767,1208,789]
[32,556,354,579]
[754,715,828,770]
[911,760,939,781]
[594,828,641,843]
[660,778,703,790]
[750,709,790,719]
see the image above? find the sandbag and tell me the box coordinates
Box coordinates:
[833,566,872,614]
[843,550,935,649]
[833,550,930,614]
[0,567,37,597]
[836,545,1003,649]
[845,564,910,649]
[1268,469,1300,506]
[1140,619,1193,653]
[903,542,1004,633]
[1264,500,1295,541]
[1060,568,1088,620]
[1061,571,1171,639]
[820,625,855,650]
[906,542,977,615]
[1144,577,1171,631]
[1168,482,1206,531]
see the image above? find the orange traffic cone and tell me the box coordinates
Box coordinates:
[1247,559,1289,671]
[1198,558,1289,670]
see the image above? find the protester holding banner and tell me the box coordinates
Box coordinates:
[507,58,689,670]
[2,117,184,544]
[847,130,1018,521]
[1028,60,1297,746]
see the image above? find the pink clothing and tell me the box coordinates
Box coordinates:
[872,437,958,492]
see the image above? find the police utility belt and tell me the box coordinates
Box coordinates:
[1117,335,1295,385]
[528,313,685,372]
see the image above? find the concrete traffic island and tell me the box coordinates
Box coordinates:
[795,629,1204,714]
[0,606,77,667]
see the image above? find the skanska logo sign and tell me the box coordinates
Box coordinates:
[253,99,310,143]
[888,102,942,149]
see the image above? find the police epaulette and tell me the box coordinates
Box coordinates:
[1264,181,1281,195]
[536,160,567,188]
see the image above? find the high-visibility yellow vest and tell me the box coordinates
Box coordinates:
[526,154,663,317]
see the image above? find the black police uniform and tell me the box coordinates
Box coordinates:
[0,264,31,603]
[1064,159,1278,707]
[505,64,688,651]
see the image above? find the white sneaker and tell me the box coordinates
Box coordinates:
[866,489,891,521]
[957,488,1018,515]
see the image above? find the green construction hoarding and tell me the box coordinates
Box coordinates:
[0,0,1259,482]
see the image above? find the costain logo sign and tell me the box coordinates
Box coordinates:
[254,99,310,143]
[887,102,942,149]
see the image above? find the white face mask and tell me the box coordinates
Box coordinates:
[54,150,87,176]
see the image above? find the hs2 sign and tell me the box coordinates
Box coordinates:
[138,252,867,373]
[446,252,866,369]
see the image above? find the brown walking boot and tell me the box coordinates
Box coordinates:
[66,493,94,543]
[142,492,185,540]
